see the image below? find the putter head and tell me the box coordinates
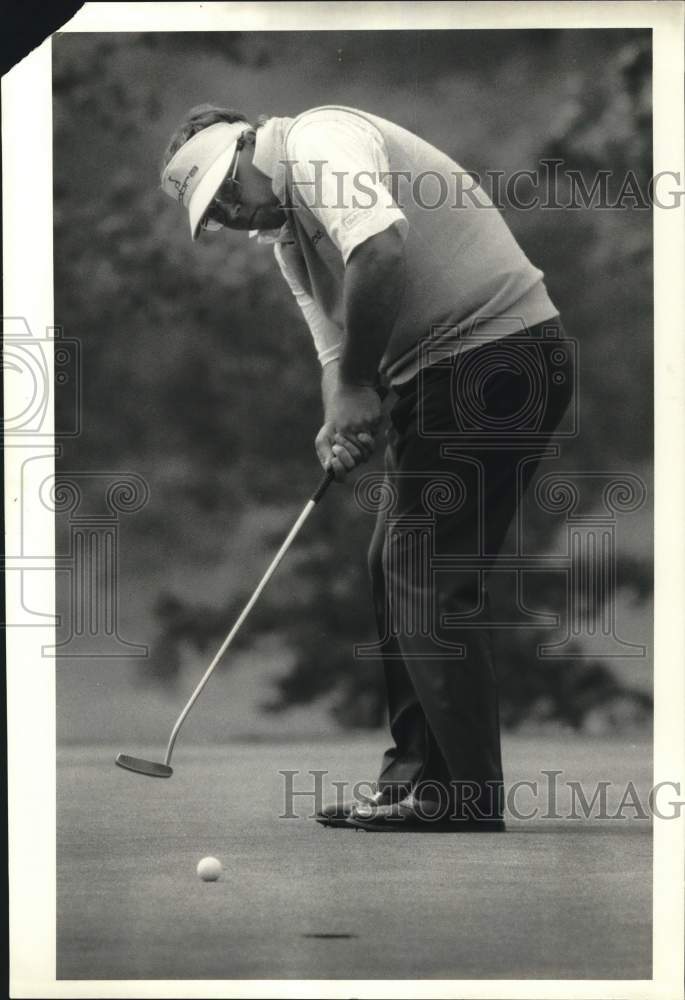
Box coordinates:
[115,753,173,778]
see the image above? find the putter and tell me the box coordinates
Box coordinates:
[116,468,334,778]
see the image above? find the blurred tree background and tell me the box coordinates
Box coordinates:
[53,29,653,742]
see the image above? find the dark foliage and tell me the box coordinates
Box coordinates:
[53,30,653,732]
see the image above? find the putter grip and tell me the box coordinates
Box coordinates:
[311,467,335,504]
[310,385,385,504]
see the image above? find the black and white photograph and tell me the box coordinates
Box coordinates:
[4,2,684,997]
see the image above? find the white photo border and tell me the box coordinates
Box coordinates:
[4,2,684,998]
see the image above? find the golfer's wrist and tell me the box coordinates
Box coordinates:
[338,359,379,388]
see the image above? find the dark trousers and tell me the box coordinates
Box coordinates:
[368,319,573,819]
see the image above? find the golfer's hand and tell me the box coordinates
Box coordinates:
[315,385,382,482]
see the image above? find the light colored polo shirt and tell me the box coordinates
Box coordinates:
[252,107,557,384]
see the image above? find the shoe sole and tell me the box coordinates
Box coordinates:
[315,815,356,828]
[315,805,395,828]
[346,818,506,833]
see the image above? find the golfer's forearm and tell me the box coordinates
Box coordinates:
[339,227,405,386]
[321,361,340,416]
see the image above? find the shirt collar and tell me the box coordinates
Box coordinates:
[249,116,293,243]
[249,225,290,244]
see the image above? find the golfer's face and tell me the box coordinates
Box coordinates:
[208,143,286,233]
[220,198,286,232]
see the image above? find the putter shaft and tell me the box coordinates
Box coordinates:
[162,469,334,766]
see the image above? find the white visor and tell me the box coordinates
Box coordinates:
[160,121,250,240]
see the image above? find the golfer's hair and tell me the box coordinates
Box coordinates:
[160,104,270,175]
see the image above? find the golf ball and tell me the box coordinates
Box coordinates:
[197,856,222,882]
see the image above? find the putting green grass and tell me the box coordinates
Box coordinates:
[57,735,652,980]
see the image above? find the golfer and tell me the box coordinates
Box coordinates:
[160,104,572,831]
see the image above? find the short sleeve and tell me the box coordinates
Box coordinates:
[285,116,409,264]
